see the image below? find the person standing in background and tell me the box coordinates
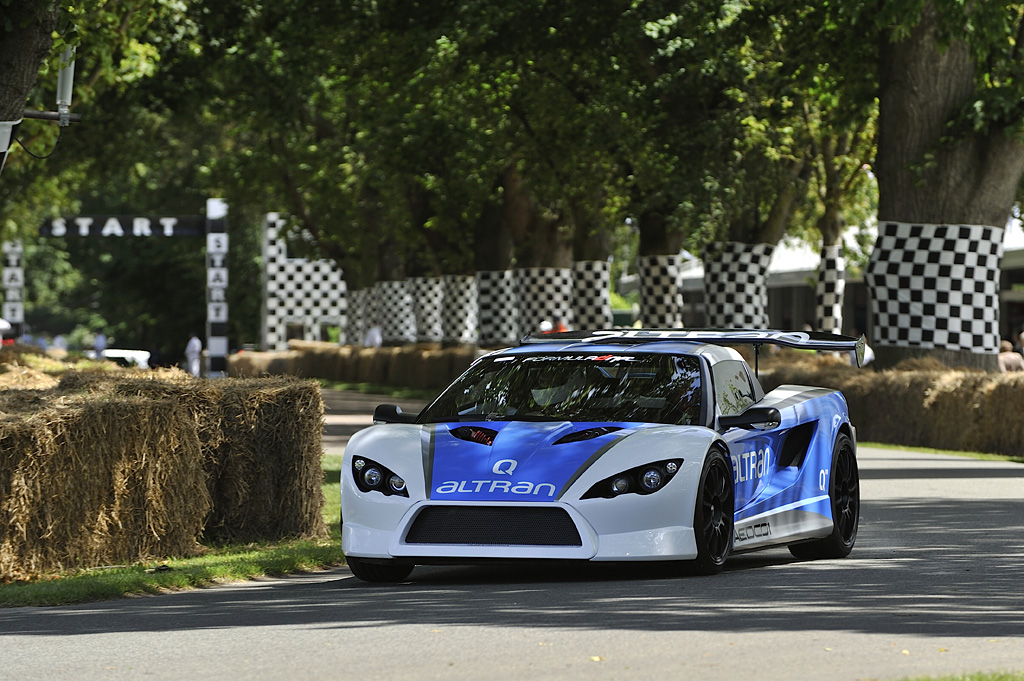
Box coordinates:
[93,331,107,357]
[998,339,1024,372]
[185,333,202,377]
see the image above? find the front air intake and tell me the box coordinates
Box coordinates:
[554,426,622,444]
[405,506,582,546]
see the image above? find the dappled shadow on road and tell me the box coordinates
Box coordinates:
[3,497,1022,640]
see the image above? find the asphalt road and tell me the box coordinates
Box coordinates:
[1,390,1023,681]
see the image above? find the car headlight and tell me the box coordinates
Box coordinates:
[640,468,663,491]
[351,456,409,497]
[363,466,383,488]
[581,459,683,500]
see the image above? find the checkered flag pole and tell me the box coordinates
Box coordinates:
[476,270,519,345]
[866,222,1004,353]
[515,267,574,334]
[261,213,346,350]
[702,242,775,329]
[637,254,684,327]
[572,260,613,330]
[442,274,479,344]
[816,244,846,334]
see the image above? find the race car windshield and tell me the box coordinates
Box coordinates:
[418,353,702,425]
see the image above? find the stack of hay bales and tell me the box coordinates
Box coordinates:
[0,370,326,579]
[759,353,1024,457]
[231,340,483,392]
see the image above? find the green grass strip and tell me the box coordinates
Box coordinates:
[860,442,1024,464]
[1,454,347,607]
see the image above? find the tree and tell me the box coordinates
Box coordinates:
[2,0,266,358]
[864,1,1024,369]
[0,2,59,124]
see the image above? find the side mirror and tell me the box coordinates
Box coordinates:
[372,404,417,425]
[718,406,781,431]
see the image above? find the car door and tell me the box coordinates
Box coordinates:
[713,359,775,509]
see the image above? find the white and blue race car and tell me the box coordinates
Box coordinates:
[341,329,864,582]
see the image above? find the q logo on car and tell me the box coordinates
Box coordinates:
[493,459,518,475]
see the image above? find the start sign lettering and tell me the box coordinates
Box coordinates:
[40,216,206,237]
[33,199,230,377]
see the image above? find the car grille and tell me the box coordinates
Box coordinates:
[405,506,583,546]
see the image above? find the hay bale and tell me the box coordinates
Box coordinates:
[0,363,59,390]
[227,350,301,377]
[0,372,327,579]
[975,374,1024,455]
[418,348,452,391]
[232,343,485,391]
[0,396,210,579]
[759,356,1024,457]
[58,372,327,543]
[289,340,347,379]
[448,346,483,382]
[201,378,326,543]
[389,346,423,388]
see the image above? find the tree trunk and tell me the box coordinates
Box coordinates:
[636,200,685,327]
[0,3,59,121]
[0,2,60,176]
[815,244,845,334]
[473,192,511,272]
[876,7,1024,228]
[703,163,803,331]
[571,196,614,329]
[504,166,573,268]
[571,193,613,262]
[702,242,775,329]
[869,4,1024,370]
[636,200,683,257]
[815,135,847,335]
[817,132,845,248]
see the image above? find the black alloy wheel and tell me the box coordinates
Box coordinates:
[789,432,860,560]
[691,448,734,575]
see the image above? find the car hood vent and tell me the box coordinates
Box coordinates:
[554,426,622,445]
[449,426,498,446]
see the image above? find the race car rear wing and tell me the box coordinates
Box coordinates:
[521,328,868,371]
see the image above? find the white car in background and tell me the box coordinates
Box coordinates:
[87,348,151,369]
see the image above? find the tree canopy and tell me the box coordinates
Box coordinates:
[2,1,1024,357]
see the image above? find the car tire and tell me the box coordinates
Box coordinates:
[789,432,860,560]
[346,556,414,583]
[690,448,734,575]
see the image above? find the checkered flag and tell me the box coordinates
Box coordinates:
[637,254,684,327]
[515,267,573,334]
[375,280,417,344]
[866,222,1003,353]
[816,244,846,334]
[702,242,775,328]
[442,275,478,344]
[572,260,613,329]
[411,276,444,342]
[476,270,519,345]
[262,214,346,349]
